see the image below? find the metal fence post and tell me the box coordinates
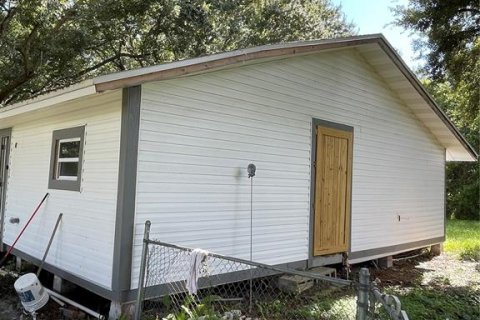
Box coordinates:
[134,220,151,320]
[356,267,370,320]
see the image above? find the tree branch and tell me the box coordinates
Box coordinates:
[457,8,480,16]
[0,5,16,36]
[53,6,77,32]
[0,72,31,104]
[61,52,149,80]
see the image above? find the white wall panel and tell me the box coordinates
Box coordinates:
[4,91,122,289]
[132,50,444,287]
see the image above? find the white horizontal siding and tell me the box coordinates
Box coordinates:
[4,91,122,289]
[132,49,444,287]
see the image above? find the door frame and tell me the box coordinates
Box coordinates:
[0,128,11,249]
[308,119,353,267]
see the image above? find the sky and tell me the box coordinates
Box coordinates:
[331,0,421,71]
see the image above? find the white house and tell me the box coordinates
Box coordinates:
[0,34,476,317]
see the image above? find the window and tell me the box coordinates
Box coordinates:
[49,126,85,191]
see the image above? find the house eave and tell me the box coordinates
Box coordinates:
[2,34,476,161]
[0,80,96,123]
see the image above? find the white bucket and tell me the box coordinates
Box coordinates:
[14,273,49,312]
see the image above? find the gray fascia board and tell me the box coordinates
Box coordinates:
[348,236,445,261]
[111,86,141,301]
[93,34,383,85]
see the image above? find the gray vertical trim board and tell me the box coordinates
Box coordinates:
[0,128,11,249]
[444,149,447,239]
[308,120,316,268]
[111,86,141,302]
[308,118,354,268]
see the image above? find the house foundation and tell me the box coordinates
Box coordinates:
[431,243,443,256]
[109,301,135,320]
[378,255,393,268]
[15,257,22,272]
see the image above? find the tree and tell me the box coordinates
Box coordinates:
[394,0,479,220]
[0,0,353,106]
[424,80,479,220]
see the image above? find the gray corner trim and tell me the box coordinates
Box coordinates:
[308,119,317,268]
[444,149,447,238]
[6,246,114,300]
[308,118,354,268]
[122,259,307,303]
[111,86,141,301]
[348,236,445,261]
[0,128,12,249]
[48,126,85,192]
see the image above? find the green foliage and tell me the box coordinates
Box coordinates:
[395,219,480,320]
[393,1,479,83]
[387,286,480,319]
[0,0,354,105]
[444,219,480,261]
[460,245,480,261]
[395,1,479,220]
[255,288,356,320]
[161,294,222,320]
[424,80,479,220]
[446,162,479,220]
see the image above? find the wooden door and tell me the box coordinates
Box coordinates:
[314,126,352,256]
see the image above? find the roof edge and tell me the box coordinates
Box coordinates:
[93,34,384,91]
[373,37,478,161]
[1,34,475,160]
[0,80,96,119]
[92,33,477,160]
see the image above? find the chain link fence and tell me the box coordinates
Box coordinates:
[134,221,409,320]
[359,269,409,320]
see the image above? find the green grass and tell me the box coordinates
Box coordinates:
[444,219,480,260]
[379,219,480,319]
[384,286,480,320]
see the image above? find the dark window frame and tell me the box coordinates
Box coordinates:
[48,126,85,191]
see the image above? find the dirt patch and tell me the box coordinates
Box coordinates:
[369,251,432,287]
[418,253,480,288]
[0,274,62,320]
[370,251,480,289]
[0,271,87,320]
[0,299,62,320]
[367,251,480,319]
